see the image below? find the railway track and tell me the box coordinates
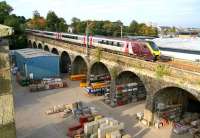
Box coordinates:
[100,47,200,74]
[160,59,200,74]
[105,48,200,74]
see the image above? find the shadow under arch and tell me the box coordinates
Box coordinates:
[60,51,71,73]
[90,62,111,78]
[33,41,37,48]
[51,48,59,55]
[115,70,147,104]
[28,40,32,48]
[44,45,49,51]
[153,86,200,121]
[72,55,88,75]
[38,43,43,49]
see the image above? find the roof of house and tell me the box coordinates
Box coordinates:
[0,24,13,37]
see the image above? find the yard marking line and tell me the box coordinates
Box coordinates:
[133,127,147,137]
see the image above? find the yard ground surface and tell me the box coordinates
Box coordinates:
[13,77,192,138]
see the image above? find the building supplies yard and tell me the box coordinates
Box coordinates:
[13,77,193,138]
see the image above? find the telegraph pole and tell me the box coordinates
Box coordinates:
[85,22,91,85]
[86,23,88,57]
[121,25,123,38]
[85,22,90,57]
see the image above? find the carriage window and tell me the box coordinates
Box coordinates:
[62,35,78,39]
[117,42,122,47]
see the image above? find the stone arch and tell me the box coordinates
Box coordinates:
[38,43,43,49]
[33,41,37,48]
[89,61,111,81]
[28,40,32,48]
[44,45,49,51]
[116,71,144,85]
[60,51,72,73]
[153,87,200,119]
[89,61,112,95]
[116,68,148,93]
[90,62,111,77]
[115,71,147,103]
[72,55,88,75]
[51,48,59,55]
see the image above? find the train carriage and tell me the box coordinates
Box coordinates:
[26,29,161,61]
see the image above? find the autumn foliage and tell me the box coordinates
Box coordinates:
[27,17,46,30]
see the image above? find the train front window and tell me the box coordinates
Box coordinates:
[148,41,159,51]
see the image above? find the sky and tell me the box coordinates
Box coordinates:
[3,0,200,28]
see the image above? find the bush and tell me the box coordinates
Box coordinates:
[155,64,171,78]
[95,47,102,62]
[198,80,200,86]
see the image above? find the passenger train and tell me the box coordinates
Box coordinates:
[26,29,161,61]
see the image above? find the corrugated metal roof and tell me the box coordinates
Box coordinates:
[15,48,59,59]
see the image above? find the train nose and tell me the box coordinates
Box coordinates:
[154,51,161,56]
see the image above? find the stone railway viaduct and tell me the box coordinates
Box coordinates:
[27,34,200,125]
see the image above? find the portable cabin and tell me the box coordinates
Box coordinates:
[14,48,60,79]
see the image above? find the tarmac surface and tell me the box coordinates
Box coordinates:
[13,77,192,138]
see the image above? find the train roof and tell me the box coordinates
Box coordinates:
[93,35,153,43]
[26,29,155,43]
[126,36,157,40]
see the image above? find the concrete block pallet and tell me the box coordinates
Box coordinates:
[29,78,67,92]
[66,102,132,138]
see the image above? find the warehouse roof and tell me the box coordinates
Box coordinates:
[15,48,59,59]
[153,38,200,52]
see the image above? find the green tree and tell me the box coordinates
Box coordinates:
[0,1,13,24]
[129,20,138,35]
[112,20,123,37]
[4,14,27,49]
[46,11,59,31]
[136,23,146,36]
[0,1,27,49]
[69,18,158,37]
[57,17,68,32]
[46,11,67,32]
[71,17,81,33]
[71,17,81,24]
[4,15,20,31]
[102,21,113,36]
